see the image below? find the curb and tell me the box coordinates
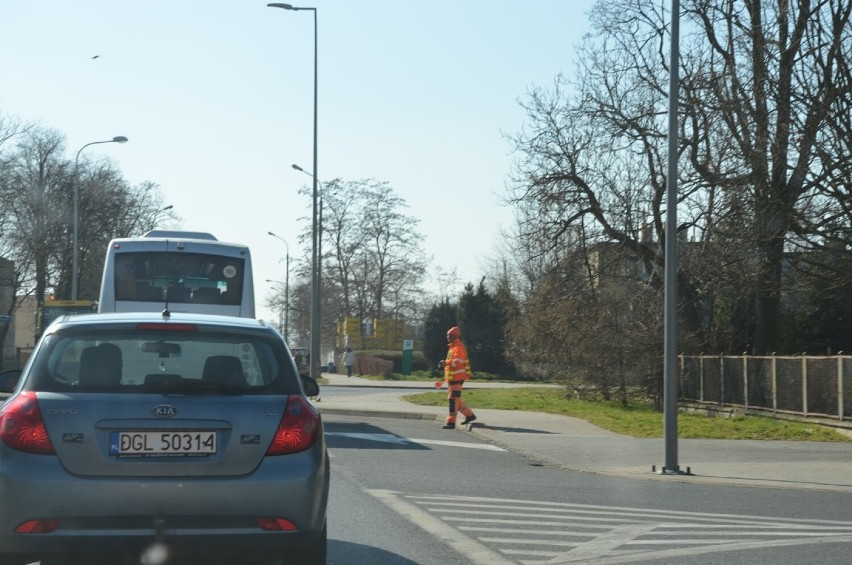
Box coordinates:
[318,407,440,421]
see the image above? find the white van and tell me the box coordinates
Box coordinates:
[98,230,255,318]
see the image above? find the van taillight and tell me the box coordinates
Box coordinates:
[266,396,320,455]
[0,391,55,455]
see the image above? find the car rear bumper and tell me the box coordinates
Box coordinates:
[0,445,329,556]
[2,529,325,561]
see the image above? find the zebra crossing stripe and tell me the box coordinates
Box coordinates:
[367,489,515,565]
[389,493,852,564]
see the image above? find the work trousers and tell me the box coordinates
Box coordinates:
[446,380,474,424]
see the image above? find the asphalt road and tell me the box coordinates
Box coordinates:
[19,410,852,565]
[16,382,852,565]
[323,412,852,565]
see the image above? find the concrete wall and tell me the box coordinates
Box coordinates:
[14,295,37,350]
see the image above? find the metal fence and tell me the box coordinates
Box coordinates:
[680,354,851,421]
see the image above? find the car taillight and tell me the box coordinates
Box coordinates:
[15,519,60,533]
[0,391,55,455]
[266,395,320,456]
[256,517,298,531]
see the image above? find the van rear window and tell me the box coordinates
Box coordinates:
[114,252,245,306]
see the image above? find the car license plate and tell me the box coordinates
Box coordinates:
[109,431,217,457]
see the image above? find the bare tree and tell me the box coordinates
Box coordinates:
[295,178,427,325]
[278,178,427,354]
[682,0,852,353]
[359,181,426,319]
[0,125,176,306]
[507,0,852,357]
[0,111,30,153]
[73,173,176,299]
[317,178,367,318]
[0,111,32,363]
[0,127,69,315]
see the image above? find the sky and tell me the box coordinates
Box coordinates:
[0,0,596,324]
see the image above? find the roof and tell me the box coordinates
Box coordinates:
[141,230,218,241]
[45,311,271,331]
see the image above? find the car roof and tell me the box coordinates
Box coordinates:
[45,311,273,332]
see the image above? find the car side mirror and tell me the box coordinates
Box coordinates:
[0,370,22,393]
[301,374,320,397]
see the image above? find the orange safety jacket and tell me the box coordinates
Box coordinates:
[444,338,472,382]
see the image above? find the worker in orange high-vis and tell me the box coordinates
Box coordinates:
[435,326,476,429]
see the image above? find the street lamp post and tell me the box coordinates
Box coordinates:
[268,2,319,379]
[291,164,323,334]
[146,204,174,233]
[661,0,684,475]
[265,279,286,336]
[267,232,290,345]
[72,136,128,300]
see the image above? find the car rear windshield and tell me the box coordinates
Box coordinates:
[25,328,300,395]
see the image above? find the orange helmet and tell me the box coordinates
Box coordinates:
[447,326,460,343]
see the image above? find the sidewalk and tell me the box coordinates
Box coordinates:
[316,372,852,493]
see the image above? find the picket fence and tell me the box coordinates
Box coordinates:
[680,354,850,421]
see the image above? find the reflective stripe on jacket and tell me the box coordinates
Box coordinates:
[444,338,472,381]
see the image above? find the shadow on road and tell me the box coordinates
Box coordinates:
[327,539,420,565]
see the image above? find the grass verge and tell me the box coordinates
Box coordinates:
[402,387,852,442]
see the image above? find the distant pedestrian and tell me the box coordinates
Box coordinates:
[435,326,476,429]
[343,347,355,377]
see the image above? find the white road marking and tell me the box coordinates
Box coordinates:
[326,431,505,451]
[411,438,505,451]
[395,493,852,564]
[367,489,515,565]
[540,524,657,562]
[326,432,409,445]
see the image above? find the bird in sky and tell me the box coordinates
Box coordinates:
[91,55,100,60]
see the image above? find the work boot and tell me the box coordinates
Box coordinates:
[442,422,456,429]
[462,415,477,425]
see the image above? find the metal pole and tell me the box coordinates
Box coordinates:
[284,250,290,345]
[267,231,290,346]
[290,165,322,370]
[71,136,127,300]
[661,0,682,474]
[309,7,320,380]
[267,3,319,379]
[71,151,83,300]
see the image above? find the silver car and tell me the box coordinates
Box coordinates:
[0,312,329,565]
